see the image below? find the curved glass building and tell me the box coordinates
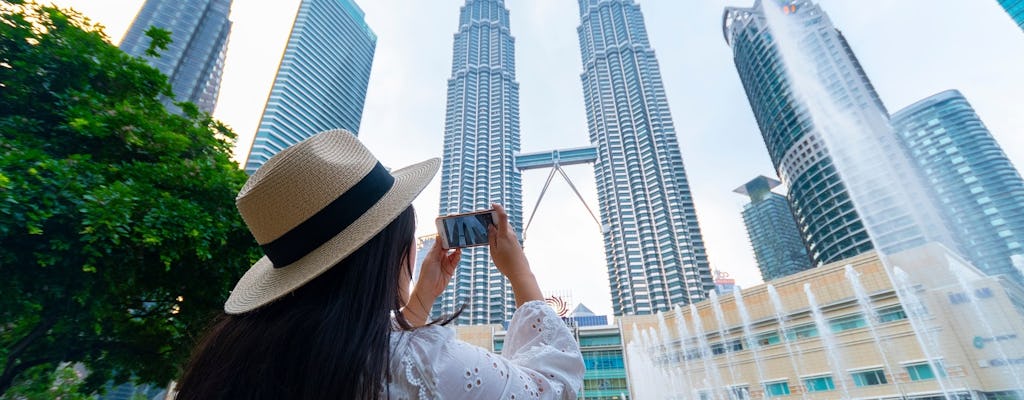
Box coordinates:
[244,0,376,174]
[578,0,713,315]
[723,0,954,266]
[892,90,1024,284]
[434,0,523,324]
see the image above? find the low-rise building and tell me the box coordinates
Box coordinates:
[621,244,1024,399]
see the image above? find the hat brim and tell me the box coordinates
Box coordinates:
[224,157,440,314]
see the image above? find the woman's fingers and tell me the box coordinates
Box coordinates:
[445,248,461,271]
[429,234,446,255]
[492,203,510,232]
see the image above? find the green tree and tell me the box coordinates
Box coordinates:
[0,1,259,395]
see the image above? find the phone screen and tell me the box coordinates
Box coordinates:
[440,212,494,249]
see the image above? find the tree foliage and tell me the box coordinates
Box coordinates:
[0,1,259,395]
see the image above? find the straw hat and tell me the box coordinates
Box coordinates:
[225,129,439,314]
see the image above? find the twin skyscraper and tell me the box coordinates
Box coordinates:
[433,0,714,324]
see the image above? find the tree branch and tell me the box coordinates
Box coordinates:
[3,313,58,373]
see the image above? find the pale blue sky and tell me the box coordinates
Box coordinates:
[58,0,1024,317]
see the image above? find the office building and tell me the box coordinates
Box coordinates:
[998,0,1024,29]
[577,0,714,316]
[892,90,1024,284]
[723,0,953,266]
[434,0,523,324]
[734,176,813,281]
[244,0,376,174]
[120,0,232,114]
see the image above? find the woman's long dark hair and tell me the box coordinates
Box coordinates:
[175,206,450,399]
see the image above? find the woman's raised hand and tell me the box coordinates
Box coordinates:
[414,238,461,300]
[488,203,542,306]
[406,237,460,325]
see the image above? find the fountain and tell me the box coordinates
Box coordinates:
[890,267,958,398]
[626,326,659,399]
[803,283,852,398]
[673,306,698,399]
[689,304,728,400]
[709,292,742,387]
[845,265,905,396]
[733,286,768,388]
[767,284,808,397]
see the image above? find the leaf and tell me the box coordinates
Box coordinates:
[142,26,171,58]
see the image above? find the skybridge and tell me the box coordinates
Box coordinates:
[513,146,602,236]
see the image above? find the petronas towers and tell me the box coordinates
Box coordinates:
[434,0,713,322]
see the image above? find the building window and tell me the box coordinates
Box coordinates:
[906,362,945,381]
[785,324,819,341]
[583,377,628,391]
[729,385,750,399]
[876,305,908,323]
[751,331,781,348]
[803,375,835,392]
[851,369,887,387]
[580,335,622,347]
[948,292,970,305]
[763,381,791,397]
[829,313,867,332]
[582,350,625,370]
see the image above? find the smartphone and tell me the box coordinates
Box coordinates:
[436,209,497,249]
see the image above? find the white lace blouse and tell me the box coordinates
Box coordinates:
[385,300,585,399]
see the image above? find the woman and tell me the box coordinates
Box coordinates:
[175,130,585,399]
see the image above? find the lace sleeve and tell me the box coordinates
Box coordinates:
[499,300,584,396]
[391,301,584,399]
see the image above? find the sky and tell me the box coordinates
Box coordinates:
[54,0,1024,318]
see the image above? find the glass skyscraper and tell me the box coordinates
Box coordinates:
[434,0,523,324]
[577,0,713,315]
[998,0,1024,29]
[734,176,813,281]
[244,0,376,174]
[892,90,1024,283]
[723,0,954,266]
[120,0,232,114]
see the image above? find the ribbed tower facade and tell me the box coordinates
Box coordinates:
[434,0,522,324]
[723,0,954,266]
[120,0,232,114]
[892,90,1024,284]
[244,0,376,174]
[577,0,713,316]
[999,0,1024,29]
[734,176,813,281]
